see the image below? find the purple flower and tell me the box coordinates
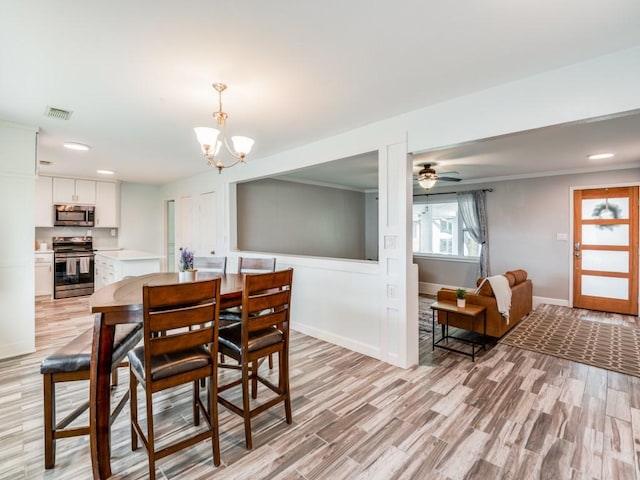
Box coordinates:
[179,248,194,271]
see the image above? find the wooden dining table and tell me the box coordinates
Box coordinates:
[88,272,243,479]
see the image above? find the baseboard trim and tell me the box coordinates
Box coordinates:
[291,322,381,361]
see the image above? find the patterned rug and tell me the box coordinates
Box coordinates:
[500,307,640,377]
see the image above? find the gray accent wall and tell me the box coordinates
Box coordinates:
[237,178,370,260]
[414,167,640,301]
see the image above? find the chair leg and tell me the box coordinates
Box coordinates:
[145,388,156,480]
[209,370,220,467]
[129,369,138,451]
[43,373,55,469]
[251,360,259,400]
[268,353,273,369]
[281,349,292,424]
[241,359,253,449]
[193,380,200,426]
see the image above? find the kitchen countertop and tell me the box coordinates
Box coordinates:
[95,250,163,261]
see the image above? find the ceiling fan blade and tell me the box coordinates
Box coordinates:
[438,176,461,182]
[437,170,459,175]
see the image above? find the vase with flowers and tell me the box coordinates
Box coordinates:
[178,247,196,282]
[456,288,467,308]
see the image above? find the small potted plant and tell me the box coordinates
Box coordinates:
[456,288,467,308]
[178,247,196,282]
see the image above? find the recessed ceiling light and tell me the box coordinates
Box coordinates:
[588,153,614,160]
[63,142,91,151]
[97,169,115,175]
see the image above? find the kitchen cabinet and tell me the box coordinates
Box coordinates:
[35,252,53,297]
[52,177,96,204]
[95,181,119,227]
[35,176,53,227]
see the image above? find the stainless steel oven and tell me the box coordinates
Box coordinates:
[53,236,95,299]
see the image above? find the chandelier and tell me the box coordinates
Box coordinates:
[194,83,254,173]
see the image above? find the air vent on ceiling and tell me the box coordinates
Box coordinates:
[39,160,52,166]
[45,106,73,120]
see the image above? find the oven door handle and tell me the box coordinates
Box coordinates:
[55,253,94,260]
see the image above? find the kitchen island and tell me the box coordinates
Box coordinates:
[94,249,163,289]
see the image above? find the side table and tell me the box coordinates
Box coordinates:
[431,301,487,361]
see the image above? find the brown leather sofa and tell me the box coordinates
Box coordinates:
[436,269,533,338]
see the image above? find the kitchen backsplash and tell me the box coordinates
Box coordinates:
[36,227,119,250]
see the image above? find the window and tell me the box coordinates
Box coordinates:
[412,201,480,258]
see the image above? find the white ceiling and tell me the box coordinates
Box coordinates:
[1,1,640,185]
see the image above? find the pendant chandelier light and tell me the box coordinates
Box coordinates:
[194,83,254,173]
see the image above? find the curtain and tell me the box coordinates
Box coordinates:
[457,190,489,277]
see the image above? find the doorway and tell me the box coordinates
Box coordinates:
[165,199,176,272]
[572,186,639,315]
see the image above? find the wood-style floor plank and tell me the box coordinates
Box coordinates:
[0,296,639,479]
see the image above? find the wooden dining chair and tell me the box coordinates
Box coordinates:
[217,268,293,450]
[221,256,277,367]
[193,256,227,274]
[128,278,221,480]
[237,256,276,273]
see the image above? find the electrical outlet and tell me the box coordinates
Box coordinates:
[86,229,92,237]
[110,229,116,237]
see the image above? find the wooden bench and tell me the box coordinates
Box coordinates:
[40,321,142,469]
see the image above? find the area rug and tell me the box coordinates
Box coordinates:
[500,307,640,377]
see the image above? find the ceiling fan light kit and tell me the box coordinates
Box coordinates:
[194,83,255,173]
[417,163,461,190]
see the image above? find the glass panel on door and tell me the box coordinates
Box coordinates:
[581,275,628,300]
[582,250,629,273]
[581,197,629,220]
[581,225,629,246]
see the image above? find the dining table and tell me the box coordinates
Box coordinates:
[88,272,243,479]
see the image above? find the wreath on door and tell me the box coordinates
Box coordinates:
[592,201,621,230]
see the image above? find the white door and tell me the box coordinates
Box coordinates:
[198,191,218,256]
[179,196,193,269]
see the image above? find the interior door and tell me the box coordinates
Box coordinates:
[573,186,638,315]
[197,191,218,256]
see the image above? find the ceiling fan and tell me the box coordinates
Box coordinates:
[417,163,461,190]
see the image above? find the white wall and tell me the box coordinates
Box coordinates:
[162,45,640,368]
[0,121,37,359]
[118,182,164,254]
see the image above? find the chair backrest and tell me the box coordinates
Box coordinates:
[142,278,221,377]
[241,268,293,336]
[237,256,276,274]
[193,256,227,274]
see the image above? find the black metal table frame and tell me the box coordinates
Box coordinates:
[431,304,487,361]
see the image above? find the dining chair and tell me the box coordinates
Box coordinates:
[193,256,227,274]
[128,278,221,480]
[221,256,277,367]
[217,268,293,450]
[237,256,276,273]
[40,323,141,469]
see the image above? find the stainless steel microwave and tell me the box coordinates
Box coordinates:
[54,204,95,227]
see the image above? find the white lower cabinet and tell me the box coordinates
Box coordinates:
[35,253,54,297]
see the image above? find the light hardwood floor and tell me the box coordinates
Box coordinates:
[1,296,639,479]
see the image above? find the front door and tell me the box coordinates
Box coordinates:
[573,186,638,315]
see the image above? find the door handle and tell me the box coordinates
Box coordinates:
[574,242,581,251]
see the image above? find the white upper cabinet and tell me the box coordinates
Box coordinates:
[52,177,96,204]
[35,176,53,227]
[95,181,119,228]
